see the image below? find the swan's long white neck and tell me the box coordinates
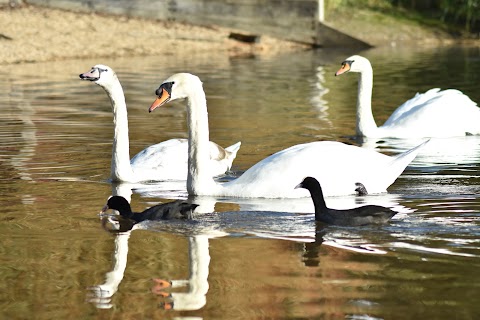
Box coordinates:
[185,85,218,195]
[100,77,134,182]
[356,63,378,137]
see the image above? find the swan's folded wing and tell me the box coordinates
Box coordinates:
[384,88,441,125]
[382,89,480,136]
[130,138,188,170]
[225,141,405,198]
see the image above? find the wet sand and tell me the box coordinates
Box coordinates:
[0,5,307,65]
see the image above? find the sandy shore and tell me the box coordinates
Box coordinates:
[2,4,476,65]
[0,5,308,65]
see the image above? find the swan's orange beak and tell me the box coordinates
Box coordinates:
[149,88,171,113]
[335,62,351,76]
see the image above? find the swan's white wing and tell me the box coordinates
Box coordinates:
[385,88,442,124]
[131,139,241,180]
[130,139,188,180]
[131,138,188,169]
[381,89,480,137]
[222,141,425,198]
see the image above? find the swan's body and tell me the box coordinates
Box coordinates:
[296,177,397,226]
[101,196,198,223]
[148,73,426,198]
[335,55,480,138]
[79,65,241,183]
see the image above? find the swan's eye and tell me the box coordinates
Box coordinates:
[157,82,174,96]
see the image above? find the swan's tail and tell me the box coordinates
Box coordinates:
[225,141,242,155]
[221,141,241,171]
[383,139,429,189]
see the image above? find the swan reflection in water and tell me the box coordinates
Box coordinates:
[88,192,223,312]
[87,229,132,309]
[87,227,216,312]
[152,235,212,311]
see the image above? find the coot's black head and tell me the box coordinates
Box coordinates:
[295,177,320,191]
[101,196,132,216]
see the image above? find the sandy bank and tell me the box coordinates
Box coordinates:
[0,5,307,65]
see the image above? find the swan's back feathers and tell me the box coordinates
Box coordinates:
[131,139,187,169]
[381,88,480,137]
[129,139,189,180]
[385,88,442,124]
[219,141,426,198]
[130,139,241,180]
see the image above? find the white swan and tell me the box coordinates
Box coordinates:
[148,73,427,198]
[79,65,241,183]
[335,55,480,138]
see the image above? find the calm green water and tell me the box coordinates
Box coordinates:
[1,46,480,319]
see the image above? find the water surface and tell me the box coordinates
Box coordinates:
[1,46,480,319]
